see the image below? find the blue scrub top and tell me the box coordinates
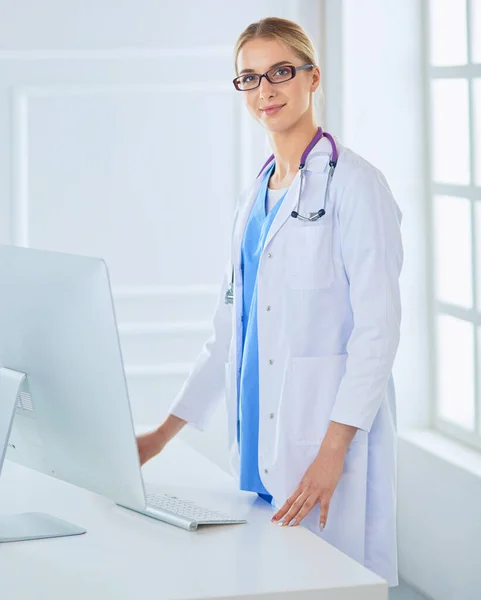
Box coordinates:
[238,163,288,504]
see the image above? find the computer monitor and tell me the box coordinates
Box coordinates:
[0,244,147,542]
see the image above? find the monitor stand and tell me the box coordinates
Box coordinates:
[0,367,86,543]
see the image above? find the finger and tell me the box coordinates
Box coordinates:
[281,492,310,527]
[271,488,301,521]
[319,495,331,530]
[290,495,318,526]
[271,500,291,522]
[272,504,288,521]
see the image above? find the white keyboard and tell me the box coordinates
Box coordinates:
[144,488,246,530]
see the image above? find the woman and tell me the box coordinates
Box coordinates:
[137,17,403,588]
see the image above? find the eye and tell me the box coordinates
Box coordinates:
[241,75,255,84]
[275,68,290,77]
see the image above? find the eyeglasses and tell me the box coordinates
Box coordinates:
[233,63,314,91]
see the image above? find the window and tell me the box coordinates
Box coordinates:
[427,0,481,449]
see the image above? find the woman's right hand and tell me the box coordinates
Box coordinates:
[136,427,167,466]
[136,415,187,466]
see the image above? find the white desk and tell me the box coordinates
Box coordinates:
[0,427,387,600]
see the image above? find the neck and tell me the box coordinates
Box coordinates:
[267,116,319,186]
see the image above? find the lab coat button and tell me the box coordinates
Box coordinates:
[264,468,268,474]
[269,413,274,419]
[268,359,274,365]
[268,253,273,258]
[266,305,271,311]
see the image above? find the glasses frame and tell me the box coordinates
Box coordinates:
[232,63,314,91]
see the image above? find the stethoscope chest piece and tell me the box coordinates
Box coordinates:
[225,265,234,304]
[225,286,234,305]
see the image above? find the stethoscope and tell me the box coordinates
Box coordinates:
[224,127,338,305]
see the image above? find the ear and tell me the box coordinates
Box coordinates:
[311,66,321,93]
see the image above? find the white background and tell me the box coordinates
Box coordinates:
[1,1,480,599]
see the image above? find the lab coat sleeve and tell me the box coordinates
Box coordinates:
[168,259,233,431]
[329,165,403,433]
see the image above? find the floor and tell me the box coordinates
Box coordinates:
[390,579,432,600]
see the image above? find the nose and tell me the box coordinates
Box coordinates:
[258,75,275,100]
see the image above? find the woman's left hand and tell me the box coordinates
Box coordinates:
[271,445,346,530]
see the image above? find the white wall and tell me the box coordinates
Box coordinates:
[0,0,324,473]
[328,1,481,598]
[398,431,481,600]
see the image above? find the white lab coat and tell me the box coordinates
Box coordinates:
[170,135,403,587]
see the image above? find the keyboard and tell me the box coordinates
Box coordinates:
[143,487,247,531]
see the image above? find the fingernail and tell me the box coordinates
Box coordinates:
[319,523,325,531]
[278,520,285,527]
[289,519,297,527]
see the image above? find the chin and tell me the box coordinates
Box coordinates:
[261,118,297,135]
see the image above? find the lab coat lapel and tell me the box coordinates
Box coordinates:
[262,173,302,250]
[231,177,263,272]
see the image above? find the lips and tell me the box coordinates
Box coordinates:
[261,104,285,116]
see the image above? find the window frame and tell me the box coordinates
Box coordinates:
[425,0,481,450]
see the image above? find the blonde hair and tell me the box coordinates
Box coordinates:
[233,17,324,121]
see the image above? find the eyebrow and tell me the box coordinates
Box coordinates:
[239,61,291,75]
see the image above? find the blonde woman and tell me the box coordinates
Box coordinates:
[138,17,403,588]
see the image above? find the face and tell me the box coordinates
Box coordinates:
[236,37,321,133]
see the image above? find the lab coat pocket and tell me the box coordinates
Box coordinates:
[285,354,347,445]
[286,222,334,290]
